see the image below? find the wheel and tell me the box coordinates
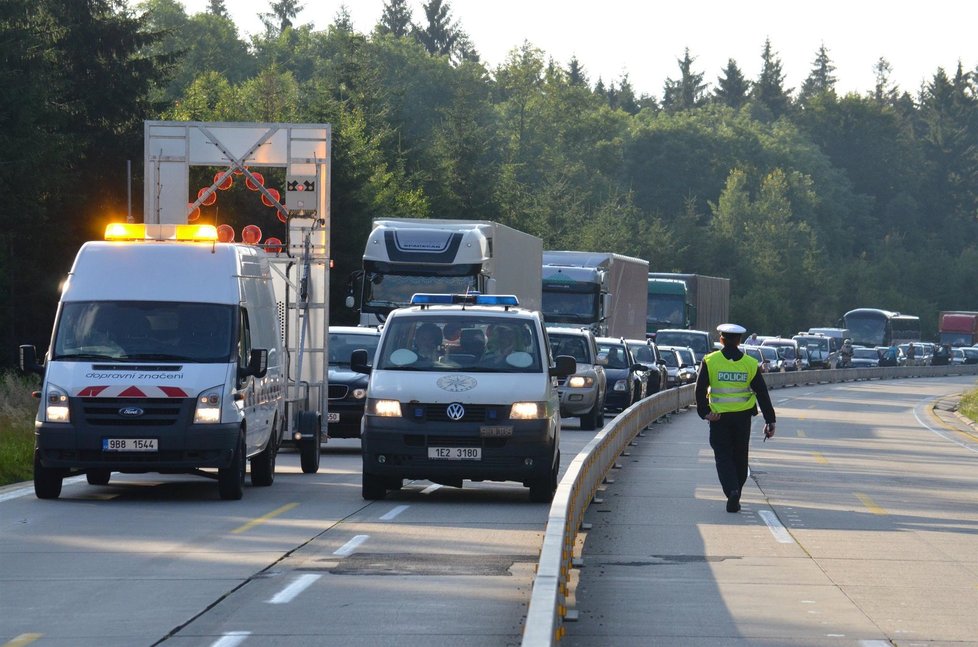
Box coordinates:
[218,432,245,500]
[298,411,321,474]
[250,434,277,487]
[579,402,600,430]
[86,468,111,486]
[362,471,388,500]
[33,449,63,500]
[529,449,559,503]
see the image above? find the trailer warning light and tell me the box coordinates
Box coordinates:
[104,223,219,242]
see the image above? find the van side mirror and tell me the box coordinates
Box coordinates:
[240,348,268,379]
[351,348,372,374]
[19,344,44,377]
[552,354,576,378]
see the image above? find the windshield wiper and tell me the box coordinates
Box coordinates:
[53,353,118,361]
[123,353,195,361]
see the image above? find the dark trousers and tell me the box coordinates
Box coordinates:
[709,411,753,497]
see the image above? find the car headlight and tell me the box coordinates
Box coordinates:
[510,401,547,419]
[613,379,627,391]
[368,398,402,417]
[194,386,223,424]
[351,387,367,399]
[567,375,595,388]
[44,384,70,423]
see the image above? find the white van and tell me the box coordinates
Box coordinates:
[351,293,576,502]
[21,223,284,500]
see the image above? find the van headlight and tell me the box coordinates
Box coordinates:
[368,398,402,417]
[194,386,223,424]
[44,384,70,423]
[567,375,594,388]
[510,402,546,419]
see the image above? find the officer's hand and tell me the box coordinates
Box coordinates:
[705,412,721,422]
[763,422,775,439]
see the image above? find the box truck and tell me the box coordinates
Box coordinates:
[938,311,978,347]
[647,273,730,340]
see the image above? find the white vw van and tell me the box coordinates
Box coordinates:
[351,293,576,502]
[21,223,284,500]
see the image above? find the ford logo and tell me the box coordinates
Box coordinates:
[446,403,465,421]
[119,407,144,417]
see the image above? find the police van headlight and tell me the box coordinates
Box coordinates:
[194,386,223,424]
[510,402,547,419]
[613,379,628,392]
[368,398,402,417]
[567,375,594,388]
[44,384,70,423]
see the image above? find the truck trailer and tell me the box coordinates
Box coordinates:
[541,251,648,338]
[938,311,978,347]
[647,273,730,340]
[346,219,543,325]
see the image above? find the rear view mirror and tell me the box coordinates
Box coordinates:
[552,354,576,378]
[351,348,372,374]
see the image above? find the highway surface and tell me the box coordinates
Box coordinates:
[2,375,977,647]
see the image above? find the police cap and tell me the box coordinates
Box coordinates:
[717,323,747,335]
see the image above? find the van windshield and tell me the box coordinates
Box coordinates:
[52,301,235,362]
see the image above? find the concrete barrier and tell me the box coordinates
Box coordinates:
[521,363,978,646]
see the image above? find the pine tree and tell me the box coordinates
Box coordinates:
[872,57,898,105]
[413,0,459,57]
[752,38,791,118]
[260,0,303,34]
[207,0,227,18]
[617,74,639,115]
[377,0,411,38]
[567,56,588,87]
[799,44,836,104]
[714,58,750,109]
[661,48,706,113]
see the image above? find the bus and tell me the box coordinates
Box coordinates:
[842,308,921,347]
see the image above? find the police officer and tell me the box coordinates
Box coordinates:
[695,324,777,512]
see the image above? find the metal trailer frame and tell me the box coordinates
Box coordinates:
[143,121,331,442]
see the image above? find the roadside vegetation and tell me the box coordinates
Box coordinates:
[959,385,978,425]
[0,371,38,486]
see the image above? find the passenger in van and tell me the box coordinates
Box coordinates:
[413,323,443,365]
[483,326,518,367]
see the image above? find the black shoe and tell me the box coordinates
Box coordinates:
[726,490,741,513]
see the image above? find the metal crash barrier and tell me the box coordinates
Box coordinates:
[521,362,978,646]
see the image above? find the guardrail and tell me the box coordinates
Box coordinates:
[521,363,978,646]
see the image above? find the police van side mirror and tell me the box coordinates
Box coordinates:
[19,344,44,377]
[240,348,268,379]
[351,348,372,374]
[552,355,576,378]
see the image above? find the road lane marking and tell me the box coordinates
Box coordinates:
[334,534,369,556]
[3,634,42,647]
[796,429,807,437]
[758,510,795,544]
[914,403,978,454]
[860,641,891,647]
[267,574,321,604]
[812,451,828,464]
[380,505,409,521]
[231,502,299,534]
[0,476,86,503]
[855,492,887,515]
[421,483,442,494]
[210,631,251,647]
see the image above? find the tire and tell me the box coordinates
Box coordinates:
[529,449,559,503]
[579,401,600,430]
[218,432,245,500]
[298,411,321,474]
[33,449,63,500]
[362,471,388,500]
[86,468,111,486]
[250,430,277,487]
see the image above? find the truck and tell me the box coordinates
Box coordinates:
[346,219,543,326]
[938,311,978,347]
[647,273,730,340]
[541,251,648,338]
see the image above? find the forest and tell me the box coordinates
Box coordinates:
[1,0,976,366]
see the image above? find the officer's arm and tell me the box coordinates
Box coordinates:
[695,361,711,419]
[751,373,776,424]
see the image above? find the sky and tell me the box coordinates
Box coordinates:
[180,0,977,98]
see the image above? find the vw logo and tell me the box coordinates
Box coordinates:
[446,403,465,421]
[118,407,144,417]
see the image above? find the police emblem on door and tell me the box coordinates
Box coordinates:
[446,403,465,420]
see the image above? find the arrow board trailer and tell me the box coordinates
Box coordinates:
[143,121,331,474]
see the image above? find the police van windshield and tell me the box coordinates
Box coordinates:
[376,316,542,372]
[52,301,235,362]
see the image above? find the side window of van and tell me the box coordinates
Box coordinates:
[238,309,253,368]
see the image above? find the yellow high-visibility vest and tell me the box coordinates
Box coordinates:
[705,351,758,413]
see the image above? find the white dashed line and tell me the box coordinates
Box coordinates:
[333,534,369,556]
[210,630,251,646]
[380,505,409,521]
[421,484,442,494]
[758,510,794,544]
[267,574,321,604]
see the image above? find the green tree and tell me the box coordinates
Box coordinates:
[799,43,836,104]
[752,38,791,119]
[376,0,411,37]
[662,48,707,113]
[567,56,588,87]
[714,58,750,109]
[414,0,459,58]
[260,0,303,34]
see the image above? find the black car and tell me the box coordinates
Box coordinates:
[327,326,382,438]
[626,338,668,395]
[596,337,648,412]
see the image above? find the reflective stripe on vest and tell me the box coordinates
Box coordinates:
[705,351,758,413]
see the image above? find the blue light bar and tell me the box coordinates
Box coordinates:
[410,293,520,306]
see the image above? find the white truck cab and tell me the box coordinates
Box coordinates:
[21,223,285,500]
[351,293,576,502]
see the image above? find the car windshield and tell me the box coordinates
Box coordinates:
[744,348,763,362]
[596,343,629,369]
[329,331,381,366]
[659,351,678,368]
[549,333,590,363]
[758,346,780,361]
[628,343,655,364]
[764,342,797,359]
[376,315,542,372]
[655,331,711,355]
[853,348,878,359]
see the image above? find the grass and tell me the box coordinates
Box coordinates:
[0,371,40,486]
[959,385,978,425]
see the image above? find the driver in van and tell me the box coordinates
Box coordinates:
[413,323,443,365]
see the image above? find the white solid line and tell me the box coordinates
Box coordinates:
[380,505,409,521]
[758,510,795,544]
[0,476,87,503]
[210,631,251,647]
[333,534,369,556]
[914,404,978,454]
[420,484,441,494]
[859,641,891,647]
[267,574,321,604]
